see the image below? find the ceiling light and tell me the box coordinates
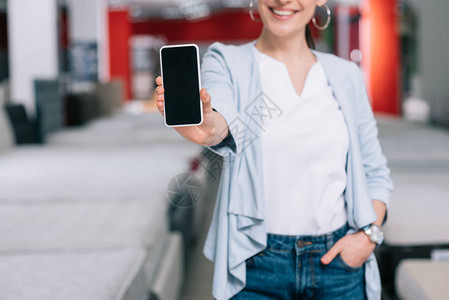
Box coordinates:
[174,0,210,20]
[222,0,248,8]
[130,4,142,17]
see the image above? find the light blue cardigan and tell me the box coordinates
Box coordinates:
[201,41,393,300]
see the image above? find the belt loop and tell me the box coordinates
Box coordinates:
[325,232,333,250]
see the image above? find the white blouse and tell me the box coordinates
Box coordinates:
[253,46,349,235]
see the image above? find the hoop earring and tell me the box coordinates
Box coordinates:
[312,4,331,30]
[249,0,261,22]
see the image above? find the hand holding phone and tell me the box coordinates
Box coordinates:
[156,44,228,146]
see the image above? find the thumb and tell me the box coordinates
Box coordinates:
[321,242,342,265]
[200,88,212,113]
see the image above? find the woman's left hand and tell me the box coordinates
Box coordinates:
[320,231,376,268]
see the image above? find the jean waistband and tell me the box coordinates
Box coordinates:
[266,222,349,251]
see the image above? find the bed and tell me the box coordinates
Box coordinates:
[375,117,449,298]
[0,111,201,300]
[395,259,449,300]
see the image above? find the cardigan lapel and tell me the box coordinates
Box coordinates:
[312,51,359,228]
[312,51,355,131]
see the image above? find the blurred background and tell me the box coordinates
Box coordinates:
[0,0,448,300]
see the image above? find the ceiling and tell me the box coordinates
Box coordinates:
[110,0,365,20]
[109,0,250,20]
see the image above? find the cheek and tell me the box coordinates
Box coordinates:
[257,4,274,24]
[300,0,320,17]
[257,2,270,16]
[302,4,319,24]
[305,9,316,24]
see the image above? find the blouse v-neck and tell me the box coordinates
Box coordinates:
[253,46,319,99]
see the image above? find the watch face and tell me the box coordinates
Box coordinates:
[370,225,384,243]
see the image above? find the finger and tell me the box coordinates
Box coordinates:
[321,242,343,265]
[200,88,212,113]
[155,76,162,86]
[155,86,165,95]
[156,94,164,111]
[156,99,164,116]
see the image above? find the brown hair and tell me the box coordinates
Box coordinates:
[306,25,315,49]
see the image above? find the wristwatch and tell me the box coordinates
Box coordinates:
[362,224,384,246]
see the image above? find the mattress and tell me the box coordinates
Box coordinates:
[377,116,449,163]
[382,171,449,246]
[0,201,182,300]
[376,117,449,246]
[395,259,449,300]
[0,111,199,203]
[0,112,196,300]
[0,248,148,300]
[0,143,199,204]
[0,201,167,253]
[375,117,449,299]
[47,112,184,147]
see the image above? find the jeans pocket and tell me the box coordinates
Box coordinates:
[335,254,363,272]
[245,255,256,267]
[245,250,265,267]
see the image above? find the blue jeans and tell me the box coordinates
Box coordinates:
[231,223,366,299]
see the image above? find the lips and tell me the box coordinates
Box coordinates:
[269,7,299,18]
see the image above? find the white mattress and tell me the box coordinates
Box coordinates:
[383,172,449,246]
[0,112,199,204]
[0,143,199,204]
[0,112,195,300]
[47,112,184,147]
[0,248,148,300]
[377,116,449,162]
[396,259,449,300]
[376,117,449,246]
[0,201,167,253]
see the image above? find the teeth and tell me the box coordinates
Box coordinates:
[272,9,294,16]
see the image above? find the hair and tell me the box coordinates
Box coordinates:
[305,25,315,49]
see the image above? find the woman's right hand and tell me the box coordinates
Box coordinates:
[155,76,229,146]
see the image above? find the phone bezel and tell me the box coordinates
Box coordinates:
[159,43,203,127]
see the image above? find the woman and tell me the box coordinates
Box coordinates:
[155,0,393,299]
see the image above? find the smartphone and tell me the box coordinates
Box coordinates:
[159,44,203,127]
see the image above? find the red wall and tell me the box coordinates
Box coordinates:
[109,10,263,101]
[122,6,400,112]
[132,10,263,43]
[109,9,132,100]
[366,0,401,115]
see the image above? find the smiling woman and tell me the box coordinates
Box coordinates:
[154,0,393,299]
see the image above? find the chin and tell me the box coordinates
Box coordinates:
[264,24,304,38]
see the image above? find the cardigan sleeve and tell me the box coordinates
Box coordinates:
[201,43,241,157]
[351,63,394,217]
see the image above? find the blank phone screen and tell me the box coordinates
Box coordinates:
[160,45,202,126]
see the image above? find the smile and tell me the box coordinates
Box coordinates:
[269,7,298,17]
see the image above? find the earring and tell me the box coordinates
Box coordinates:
[249,0,261,22]
[312,4,331,30]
